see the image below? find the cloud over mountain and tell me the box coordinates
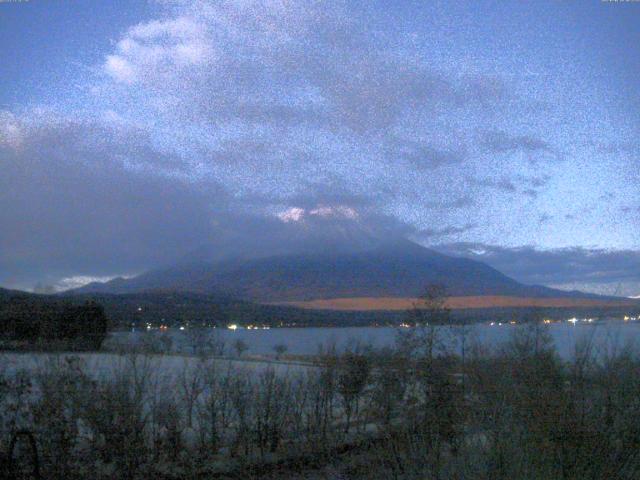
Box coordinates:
[0,0,638,292]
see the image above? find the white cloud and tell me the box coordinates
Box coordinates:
[129,16,201,40]
[0,111,24,149]
[278,205,360,223]
[105,55,136,84]
[309,205,358,219]
[104,15,213,85]
[277,207,305,222]
[54,275,129,292]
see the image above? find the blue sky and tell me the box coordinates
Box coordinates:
[0,0,639,294]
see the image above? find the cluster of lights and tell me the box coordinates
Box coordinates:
[486,318,597,326]
[139,322,280,331]
[136,313,639,332]
[226,324,271,330]
[567,317,594,325]
[143,322,169,330]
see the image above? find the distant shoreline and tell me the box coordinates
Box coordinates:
[276,295,640,311]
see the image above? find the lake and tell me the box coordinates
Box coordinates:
[107,318,640,360]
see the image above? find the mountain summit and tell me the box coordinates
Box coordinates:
[74,239,603,303]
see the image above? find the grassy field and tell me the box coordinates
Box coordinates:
[278,295,639,311]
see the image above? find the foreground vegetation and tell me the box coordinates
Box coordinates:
[2,321,640,479]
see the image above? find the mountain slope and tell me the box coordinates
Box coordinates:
[74,239,606,303]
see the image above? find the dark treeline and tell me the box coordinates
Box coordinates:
[65,291,640,329]
[78,291,402,328]
[0,297,108,350]
[1,289,636,335]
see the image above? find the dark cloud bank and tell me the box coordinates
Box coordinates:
[1,113,638,296]
[433,243,640,297]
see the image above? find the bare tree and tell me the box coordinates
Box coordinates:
[229,372,253,457]
[273,343,288,360]
[337,352,371,433]
[186,327,205,356]
[254,368,292,458]
[178,360,205,428]
[208,328,226,357]
[196,361,235,456]
[370,348,409,425]
[233,339,249,357]
[399,284,452,363]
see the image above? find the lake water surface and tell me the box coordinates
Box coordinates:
[108,319,640,360]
